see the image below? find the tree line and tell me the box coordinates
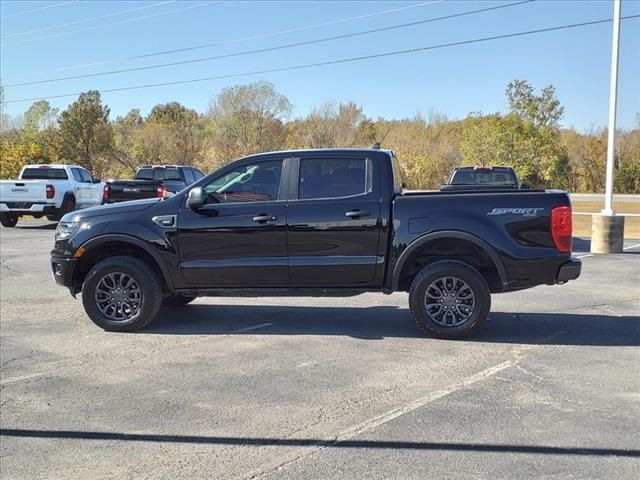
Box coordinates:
[1,80,638,192]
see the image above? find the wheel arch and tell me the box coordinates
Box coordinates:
[392,231,509,293]
[62,191,76,204]
[72,234,174,293]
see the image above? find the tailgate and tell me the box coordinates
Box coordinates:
[0,181,48,204]
[108,180,158,202]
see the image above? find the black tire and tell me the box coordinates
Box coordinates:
[82,256,163,332]
[162,294,197,307]
[409,260,491,340]
[56,196,76,221]
[0,213,18,228]
[46,215,57,222]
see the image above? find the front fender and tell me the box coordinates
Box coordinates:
[79,233,176,290]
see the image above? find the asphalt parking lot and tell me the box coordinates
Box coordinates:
[1,220,639,479]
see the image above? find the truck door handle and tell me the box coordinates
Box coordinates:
[345,210,370,218]
[252,214,277,222]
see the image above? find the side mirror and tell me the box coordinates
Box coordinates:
[520,182,531,189]
[93,177,101,183]
[187,187,204,209]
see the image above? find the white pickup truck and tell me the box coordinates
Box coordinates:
[0,164,105,227]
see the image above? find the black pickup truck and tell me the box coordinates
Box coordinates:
[51,148,580,339]
[104,165,205,203]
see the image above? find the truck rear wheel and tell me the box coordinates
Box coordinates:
[0,213,18,228]
[82,256,163,332]
[55,196,76,221]
[409,260,490,339]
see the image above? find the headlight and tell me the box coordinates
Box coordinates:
[55,221,79,240]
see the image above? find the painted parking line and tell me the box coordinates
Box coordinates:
[230,323,275,334]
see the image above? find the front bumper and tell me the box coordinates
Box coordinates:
[51,255,77,288]
[556,258,582,283]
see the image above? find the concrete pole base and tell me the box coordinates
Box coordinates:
[591,214,625,253]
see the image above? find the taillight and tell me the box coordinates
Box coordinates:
[103,184,110,202]
[46,184,55,199]
[156,184,167,198]
[551,206,572,253]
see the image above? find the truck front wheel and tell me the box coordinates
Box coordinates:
[82,256,163,332]
[409,260,490,340]
[0,213,18,228]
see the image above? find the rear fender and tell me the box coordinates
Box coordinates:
[391,230,509,291]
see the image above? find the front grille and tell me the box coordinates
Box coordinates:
[6,202,34,209]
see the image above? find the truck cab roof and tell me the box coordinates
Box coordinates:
[241,148,395,160]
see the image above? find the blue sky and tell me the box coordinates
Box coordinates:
[1,0,639,131]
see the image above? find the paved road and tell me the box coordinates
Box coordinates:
[1,221,639,479]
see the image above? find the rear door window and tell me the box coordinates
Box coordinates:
[298,158,368,200]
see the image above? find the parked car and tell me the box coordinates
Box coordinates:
[104,165,204,203]
[50,148,580,338]
[441,166,530,191]
[0,164,104,227]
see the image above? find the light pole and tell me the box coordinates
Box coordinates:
[591,0,625,253]
[602,0,621,216]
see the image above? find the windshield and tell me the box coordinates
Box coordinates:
[21,168,68,180]
[136,167,182,181]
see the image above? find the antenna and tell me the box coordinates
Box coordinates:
[371,127,392,149]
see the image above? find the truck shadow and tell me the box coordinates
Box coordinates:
[14,222,57,230]
[146,305,640,346]
[572,237,591,252]
[573,236,640,254]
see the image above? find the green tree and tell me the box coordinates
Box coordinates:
[132,102,202,167]
[286,101,375,149]
[57,90,112,174]
[506,79,564,128]
[459,81,568,188]
[110,109,145,175]
[208,81,292,161]
[24,100,58,133]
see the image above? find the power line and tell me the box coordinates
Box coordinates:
[0,0,78,20]
[1,1,221,47]
[2,1,175,39]
[15,0,443,77]
[4,15,638,105]
[4,1,534,88]
[131,0,444,60]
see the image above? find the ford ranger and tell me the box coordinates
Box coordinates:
[50,148,581,339]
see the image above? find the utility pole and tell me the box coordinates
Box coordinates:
[592,0,625,253]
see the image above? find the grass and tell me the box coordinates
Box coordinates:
[572,200,640,239]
